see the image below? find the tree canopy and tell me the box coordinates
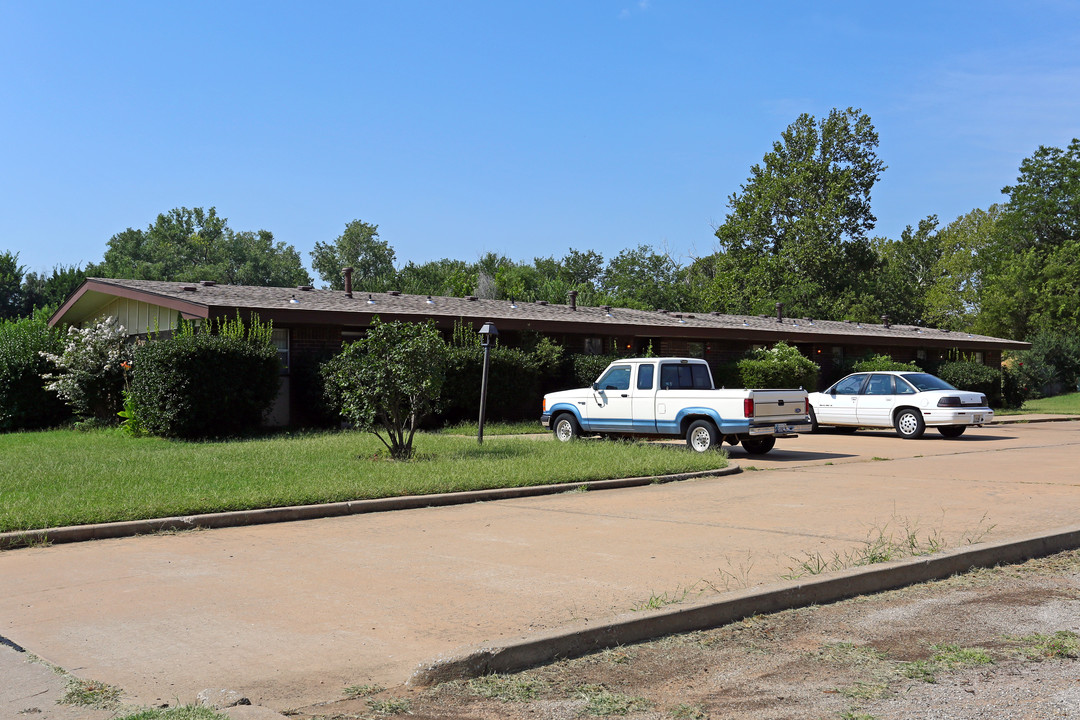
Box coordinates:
[698,107,886,320]
[321,318,448,459]
[976,139,1080,339]
[310,219,396,291]
[0,251,24,320]
[86,207,311,287]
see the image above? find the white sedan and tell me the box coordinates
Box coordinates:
[807,371,994,439]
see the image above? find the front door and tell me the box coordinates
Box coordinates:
[817,373,867,425]
[587,363,634,432]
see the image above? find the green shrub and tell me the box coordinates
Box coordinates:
[441,331,564,423]
[937,360,1001,404]
[1000,350,1053,407]
[571,352,622,387]
[737,342,819,389]
[851,353,921,373]
[0,312,70,431]
[1027,330,1080,393]
[129,316,279,438]
[40,316,132,423]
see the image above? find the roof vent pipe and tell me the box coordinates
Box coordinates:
[881,314,891,329]
[775,302,784,322]
[568,290,578,310]
[342,267,354,298]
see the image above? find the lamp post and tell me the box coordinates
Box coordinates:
[477,321,498,444]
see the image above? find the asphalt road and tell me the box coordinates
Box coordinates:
[2,419,1078,717]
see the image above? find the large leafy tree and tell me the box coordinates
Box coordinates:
[321,318,448,460]
[87,207,311,287]
[0,251,25,320]
[396,258,476,297]
[923,206,1002,331]
[310,219,396,291]
[978,139,1080,339]
[599,244,688,311]
[703,107,886,319]
[872,216,942,326]
[19,264,88,315]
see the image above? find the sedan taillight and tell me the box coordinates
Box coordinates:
[937,396,961,407]
[980,395,988,407]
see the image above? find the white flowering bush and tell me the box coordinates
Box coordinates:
[41,316,134,423]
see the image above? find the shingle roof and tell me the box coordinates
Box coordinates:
[55,278,1029,350]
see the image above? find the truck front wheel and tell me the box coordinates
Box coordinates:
[553,414,581,443]
[686,420,719,453]
[741,436,776,455]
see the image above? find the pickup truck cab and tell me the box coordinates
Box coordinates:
[541,357,811,454]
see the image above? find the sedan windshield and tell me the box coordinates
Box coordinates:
[900,373,957,392]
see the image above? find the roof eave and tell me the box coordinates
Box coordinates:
[49,279,212,328]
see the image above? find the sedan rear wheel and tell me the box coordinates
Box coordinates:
[938,425,966,438]
[894,408,926,439]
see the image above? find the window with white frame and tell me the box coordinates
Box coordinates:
[584,337,604,355]
[272,329,290,374]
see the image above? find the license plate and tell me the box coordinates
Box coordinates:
[775,424,792,433]
[972,414,983,423]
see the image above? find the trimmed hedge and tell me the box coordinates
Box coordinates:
[936,360,1001,405]
[737,342,819,389]
[0,313,70,431]
[129,317,280,438]
[441,337,564,423]
[850,353,921,373]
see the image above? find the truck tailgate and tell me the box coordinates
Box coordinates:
[749,390,807,421]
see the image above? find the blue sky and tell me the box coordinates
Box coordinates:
[2,1,1079,279]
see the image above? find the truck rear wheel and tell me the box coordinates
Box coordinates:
[741,436,776,455]
[686,420,718,453]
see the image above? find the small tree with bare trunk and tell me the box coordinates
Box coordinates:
[322,318,448,459]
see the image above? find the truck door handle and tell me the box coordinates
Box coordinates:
[620,393,628,398]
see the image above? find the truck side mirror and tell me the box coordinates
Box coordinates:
[591,382,599,391]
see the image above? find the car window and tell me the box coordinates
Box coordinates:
[658,363,712,390]
[637,364,654,390]
[895,377,917,394]
[597,365,631,391]
[864,375,894,395]
[832,374,867,395]
[900,373,957,392]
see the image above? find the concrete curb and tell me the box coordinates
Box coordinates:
[409,525,1080,686]
[991,415,1080,424]
[0,466,741,550]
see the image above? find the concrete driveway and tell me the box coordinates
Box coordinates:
[2,420,1079,716]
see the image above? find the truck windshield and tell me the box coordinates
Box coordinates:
[659,363,712,390]
[596,365,631,391]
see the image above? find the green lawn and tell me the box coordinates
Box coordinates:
[0,429,726,533]
[437,419,545,435]
[996,392,1080,416]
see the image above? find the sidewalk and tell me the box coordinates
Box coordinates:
[2,420,1078,717]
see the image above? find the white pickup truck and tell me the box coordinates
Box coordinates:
[540,357,811,454]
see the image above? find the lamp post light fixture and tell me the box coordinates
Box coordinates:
[477,321,499,444]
